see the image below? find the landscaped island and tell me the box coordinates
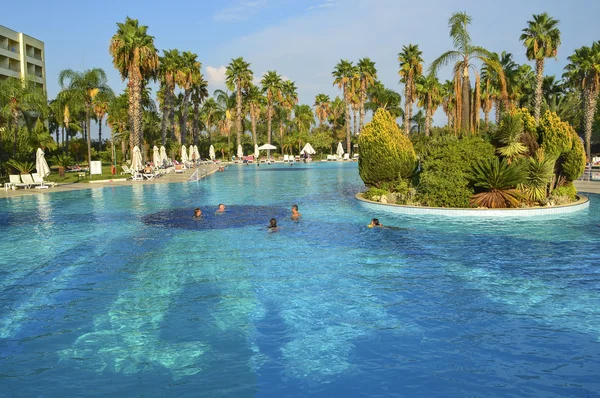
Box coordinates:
[358,107,586,209]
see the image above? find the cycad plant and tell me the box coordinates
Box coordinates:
[495,114,528,162]
[470,157,526,208]
[520,149,555,204]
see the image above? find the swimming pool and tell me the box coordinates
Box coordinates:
[1,162,599,397]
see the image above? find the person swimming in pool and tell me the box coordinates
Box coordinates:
[268,218,279,231]
[216,204,226,213]
[193,208,202,218]
[368,218,384,228]
[291,204,301,220]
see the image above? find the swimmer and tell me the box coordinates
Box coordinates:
[268,218,279,231]
[291,204,301,220]
[193,208,202,218]
[216,204,226,213]
[368,218,384,228]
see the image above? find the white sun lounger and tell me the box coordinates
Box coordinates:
[32,173,56,187]
[9,174,30,189]
[21,173,46,189]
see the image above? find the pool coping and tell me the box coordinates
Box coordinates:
[355,193,589,217]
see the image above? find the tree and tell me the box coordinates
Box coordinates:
[244,84,264,150]
[398,44,423,134]
[158,49,180,145]
[440,80,456,129]
[175,51,201,145]
[314,94,330,126]
[357,58,377,132]
[226,57,253,149]
[416,74,442,136]
[520,12,561,123]
[107,93,128,165]
[0,77,47,157]
[292,104,314,134]
[190,74,208,146]
[261,71,282,144]
[430,12,506,133]
[280,80,298,144]
[332,59,356,153]
[109,17,159,152]
[564,41,600,160]
[365,81,403,120]
[93,91,113,152]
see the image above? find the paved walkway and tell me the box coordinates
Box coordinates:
[574,180,600,194]
[0,164,220,199]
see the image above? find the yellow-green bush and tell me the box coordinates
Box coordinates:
[358,109,416,187]
[561,133,586,181]
[537,111,573,159]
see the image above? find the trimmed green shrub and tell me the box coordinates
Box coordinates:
[537,111,573,159]
[363,187,389,201]
[561,135,586,181]
[551,182,577,201]
[358,109,416,187]
[415,136,496,207]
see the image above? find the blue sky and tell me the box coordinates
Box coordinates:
[3,0,600,138]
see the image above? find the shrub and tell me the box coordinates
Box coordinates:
[358,109,416,187]
[508,108,537,138]
[415,136,496,207]
[537,111,573,159]
[470,157,527,208]
[551,182,577,201]
[561,135,586,181]
[363,187,389,201]
[5,159,35,174]
[520,149,555,204]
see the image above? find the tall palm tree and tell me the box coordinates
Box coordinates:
[158,49,180,145]
[440,79,456,129]
[0,77,47,157]
[58,68,112,166]
[542,75,564,112]
[244,84,264,150]
[261,70,282,144]
[430,12,506,133]
[191,74,208,146]
[109,17,159,152]
[213,89,235,148]
[314,94,331,126]
[93,91,113,152]
[398,44,423,134]
[202,97,220,138]
[225,57,253,149]
[280,80,298,143]
[520,12,561,123]
[365,81,404,120]
[332,59,356,153]
[175,51,201,145]
[410,110,426,134]
[107,93,129,164]
[357,58,377,132]
[292,104,315,134]
[416,74,442,136]
[564,41,600,160]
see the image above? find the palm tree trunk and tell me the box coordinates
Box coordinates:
[484,110,490,126]
[98,117,103,152]
[353,107,358,136]
[267,103,272,144]
[583,87,598,161]
[236,84,242,148]
[533,59,544,123]
[251,115,257,150]
[160,104,168,146]
[182,90,191,145]
[12,112,18,157]
[279,119,284,146]
[461,73,471,132]
[129,69,143,152]
[62,126,65,152]
[193,103,199,146]
[86,109,92,167]
[359,102,365,134]
[495,100,501,124]
[404,79,411,134]
[344,86,351,154]
[425,101,431,137]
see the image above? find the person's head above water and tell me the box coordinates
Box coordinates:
[194,208,202,217]
[369,218,383,227]
[269,218,278,228]
[217,204,225,213]
[291,204,300,217]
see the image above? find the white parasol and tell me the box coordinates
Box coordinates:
[188,145,194,161]
[131,146,143,171]
[160,146,168,164]
[237,144,243,159]
[209,145,215,160]
[153,146,160,165]
[181,145,189,163]
[257,143,277,162]
[35,148,50,178]
[194,145,200,161]
[300,143,316,155]
[254,144,259,158]
[336,142,344,157]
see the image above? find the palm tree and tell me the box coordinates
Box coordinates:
[314,94,331,126]
[202,97,220,138]
[0,77,47,157]
[430,12,506,133]
[365,81,403,120]
[564,41,600,160]
[58,68,112,166]
[175,51,201,145]
[440,79,456,129]
[261,70,282,144]
[225,57,253,149]
[245,84,264,150]
[332,59,356,153]
[398,44,423,134]
[520,13,561,123]
[213,89,235,148]
[416,74,442,136]
[280,80,299,143]
[107,93,129,164]
[109,17,159,152]
[93,91,113,152]
[191,74,208,146]
[357,58,377,132]
[158,49,180,145]
[292,104,315,134]
[410,110,426,134]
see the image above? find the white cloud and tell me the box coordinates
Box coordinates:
[213,0,268,22]
[306,1,335,11]
[205,65,227,87]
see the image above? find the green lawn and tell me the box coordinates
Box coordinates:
[46,164,128,184]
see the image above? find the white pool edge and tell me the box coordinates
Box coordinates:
[355,193,589,218]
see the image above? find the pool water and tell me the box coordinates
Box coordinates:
[1,163,599,397]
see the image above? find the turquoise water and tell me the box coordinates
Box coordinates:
[1,162,599,397]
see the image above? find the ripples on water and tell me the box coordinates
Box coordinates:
[0,163,599,397]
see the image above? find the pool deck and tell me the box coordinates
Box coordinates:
[574,180,600,194]
[0,164,220,199]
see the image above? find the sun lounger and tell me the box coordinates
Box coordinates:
[175,164,184,173]
[32,173,56,187]
[343,153,350,161]
[283,155,289,162]
[121,165,132,175]
[9,174,30,189]
[21,173,46,189]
